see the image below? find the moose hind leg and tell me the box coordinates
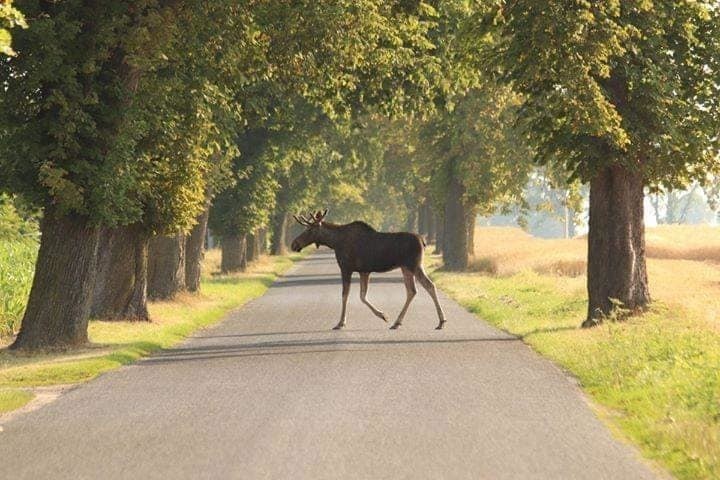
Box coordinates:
[334,270,352,330]
[390,267,417,330]
[360,273,387,322]
[416,267,446,330]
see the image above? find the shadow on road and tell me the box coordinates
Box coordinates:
[141,336,519,365]
[274,277,403,287]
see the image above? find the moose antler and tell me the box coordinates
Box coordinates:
[293,214,313,226]
[315,209,328,222]
[293,209,329,226]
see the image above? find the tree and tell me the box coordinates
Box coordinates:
[419,86,532,269]
[487,1,720,324]
[1,0,462,350]
[1,2,252,347]
[0,0,25,56]
[209,129,277,272]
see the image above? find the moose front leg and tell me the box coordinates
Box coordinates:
[359,272,387,322]
[333,270,352,330]
[390,267,417,330]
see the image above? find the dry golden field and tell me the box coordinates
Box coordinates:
[470,225,720,327]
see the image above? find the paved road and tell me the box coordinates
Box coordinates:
[0,250,660,479]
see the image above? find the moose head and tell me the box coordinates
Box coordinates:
[291,209,329,252]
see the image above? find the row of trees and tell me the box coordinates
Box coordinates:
[1,1,452,350]
[1,1,718,351]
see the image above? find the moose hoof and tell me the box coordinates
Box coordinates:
[389,323,401,330]
[333,324,345,330]
[380,314,388,323]
[435,321,446,330]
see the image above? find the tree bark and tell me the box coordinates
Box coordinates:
[427,208,437,245]
[185,204,210,293]
[418,202,428,235]
[443,172,469,270]
[271,212,288,255]
[466,209,476,258]
[584,164,650,326]
[11,209,100,350]
[147,233,186,300]
[91,224,149,321]
[221,234,247,273]
[246,232,259,263]
[568,207,577,238]
[434,214,444,254]
[405,206,418,232]
[258,228,268,255]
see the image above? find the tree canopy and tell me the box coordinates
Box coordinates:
[0,0,25,56]
[487,0,719,185]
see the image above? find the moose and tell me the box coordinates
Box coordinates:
[290,210,446,330]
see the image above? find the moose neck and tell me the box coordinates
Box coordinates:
[316,223,346,250]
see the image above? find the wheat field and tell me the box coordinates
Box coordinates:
[470,225,720,326]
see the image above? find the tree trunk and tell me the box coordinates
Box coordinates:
[271,212,288,255]
[185,204,210,293]
[434,214,444,254]
[91,225,149,321]
[147,233,186,300]
[427,208,437,245]
[221,234,247,273]
[568,207,577,238]
[443,172,469,270]
[11,209,100,350]
[584,164,650,326]
[466,209,476,258]
[246,232,259,263]
[258,228,268,255]
[405,206,418,232]
[418,202,428,235]
[666,190,678,224]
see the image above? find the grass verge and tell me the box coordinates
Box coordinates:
[429,256,720,480]
[0,251,304,414]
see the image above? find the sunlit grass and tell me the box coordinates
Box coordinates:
[0,239,38,337]
[0,389,34,414]
[0,251,303,412]
[432,225,720,479]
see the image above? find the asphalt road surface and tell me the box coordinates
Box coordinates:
[0,250,660,479]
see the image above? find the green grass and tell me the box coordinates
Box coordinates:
[429,263,720,480]
[0,389,34,414]
[0,252,303,413]
[0,239,38,337]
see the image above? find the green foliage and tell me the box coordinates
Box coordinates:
[487,1,720,184]
[0,194,39,240]
[0,0,25,56]
[252,0,446,120]
[418,84,532,215]
[0,238,37,337]
[209,130,278,236]
[0,2,265,233]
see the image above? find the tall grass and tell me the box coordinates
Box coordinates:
[0,239,38,337]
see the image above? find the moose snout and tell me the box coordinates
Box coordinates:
[291,240,301,252]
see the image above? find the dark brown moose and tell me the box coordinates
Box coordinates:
[290,210,446,330]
